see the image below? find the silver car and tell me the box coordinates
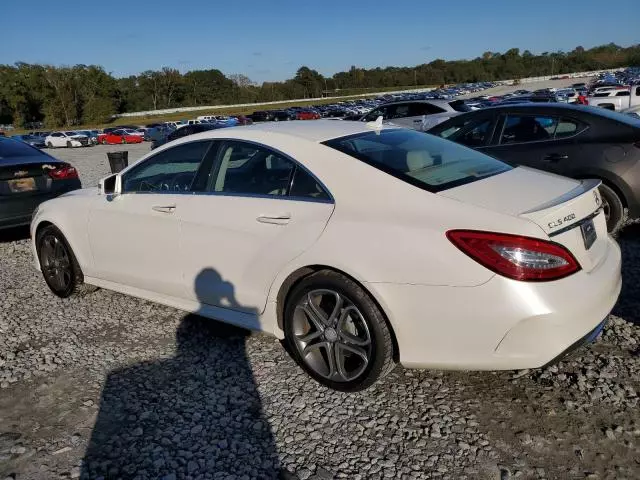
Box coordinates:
[358,100,470,131]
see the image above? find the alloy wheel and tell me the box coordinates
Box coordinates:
[291,289,372,382]
[40,234,72,292]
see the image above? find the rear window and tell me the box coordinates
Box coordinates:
[323,129,511,193]
[0,138,46,159]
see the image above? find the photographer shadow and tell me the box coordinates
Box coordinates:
[81,268,282,479]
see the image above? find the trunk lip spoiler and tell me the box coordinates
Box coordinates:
[521,178,602,214]
[547,207,604,237]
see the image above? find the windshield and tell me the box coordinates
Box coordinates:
[323,128,511,192]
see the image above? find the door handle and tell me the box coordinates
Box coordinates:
[544,153,568,162]
[257,213,291,225]
[152,205,176,213]
[413,119,423,123]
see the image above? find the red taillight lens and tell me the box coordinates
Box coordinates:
[48,165,78,180]
[446,230,580,282]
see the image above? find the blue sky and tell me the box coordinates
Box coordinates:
[3,0,638,83]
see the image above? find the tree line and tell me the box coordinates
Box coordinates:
[1,43,639,128]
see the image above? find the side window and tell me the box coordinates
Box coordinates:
[453,119,494,147]
[616,91,630,97]
[555,118,580,138]
[209,141,294,196]
[364,106,389,121]
[122,141,211,193]
[636,86,640,96]
[410,103,447,116]
[388,104,410,119]
[500,115,556,144]
[289,167,330,200]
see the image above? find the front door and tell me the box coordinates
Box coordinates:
[483,114,582,174]
[178,140,334,318]
[87,140,213,298]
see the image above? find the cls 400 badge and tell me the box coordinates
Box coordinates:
[548,213,576,229]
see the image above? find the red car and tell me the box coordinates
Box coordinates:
[296,110,321,120]
[97,129,144,145]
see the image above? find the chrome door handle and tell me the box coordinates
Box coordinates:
[152,205,176,213]
[257,213,291,225]
[413,119,422,123]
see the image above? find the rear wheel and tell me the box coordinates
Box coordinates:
[283,270,396,391]
[66,140,72,148]
[599,184,625,234]
[36,225,96,298]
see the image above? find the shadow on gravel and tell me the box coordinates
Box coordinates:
[81,268,282,479]
[0,226,29,243]
[613,223,640,326]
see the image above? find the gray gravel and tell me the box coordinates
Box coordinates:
[0,134,639,480]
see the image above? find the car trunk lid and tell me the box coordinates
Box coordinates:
[0,158,60,196]
[438,167,607,273]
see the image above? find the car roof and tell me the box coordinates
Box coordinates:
[210,119,395,142]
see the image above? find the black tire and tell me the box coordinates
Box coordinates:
[283,270,396,392]
[66,140,72,148]
[599,184,625,234]
[36,225,94,298]
[46,141,53,148]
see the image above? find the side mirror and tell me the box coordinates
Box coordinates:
[99,173,121,196]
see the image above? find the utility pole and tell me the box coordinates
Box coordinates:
[414,69,417,86]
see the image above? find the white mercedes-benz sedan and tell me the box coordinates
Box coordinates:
[30,120,621,391]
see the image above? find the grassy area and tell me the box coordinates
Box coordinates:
[7,84,438,134]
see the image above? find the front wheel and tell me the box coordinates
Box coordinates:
[36,225,87,298]
[66,140,72,148]
[46,141,53,148]
[283,270,396,391]
[599,184,625,234]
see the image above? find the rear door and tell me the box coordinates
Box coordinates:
[177,140,334,317]
[483,114,583,173]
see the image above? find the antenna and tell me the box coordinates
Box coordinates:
[366,115,384,131]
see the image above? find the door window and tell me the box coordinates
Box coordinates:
[363,106,389,121]
[388,104,411,119]
[410,102,447,116]
[454,119,494,147]
[209,141,295,196]
[555,118,580,138]
[122,140,212,193]
[500,115,556,144]
[289,167,331,201]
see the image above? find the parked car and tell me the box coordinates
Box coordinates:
[249,111,272,122]
[150,123,220,149]
[0,137,81,230]
[428,103,640,232]
[12,134,46,148]
[74,130,99,145]
[31,121,620,391]
[97,129,144,145]
[45,131,90,148]
[588,86,640,111]
[354,100,468,131]
[296,110,321,120]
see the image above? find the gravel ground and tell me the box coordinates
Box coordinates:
[0,94,639,480]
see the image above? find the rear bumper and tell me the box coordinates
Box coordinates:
[367,237,622,370]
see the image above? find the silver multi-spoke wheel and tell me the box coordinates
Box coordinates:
[291,289,372,383]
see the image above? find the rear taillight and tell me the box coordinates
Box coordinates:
[446,230,580,282]
[48,165,78,180]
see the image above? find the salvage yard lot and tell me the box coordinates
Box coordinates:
[1,110,639,479]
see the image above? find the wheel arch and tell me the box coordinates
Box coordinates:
[274,264,400,363]
[573,170,629,209]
